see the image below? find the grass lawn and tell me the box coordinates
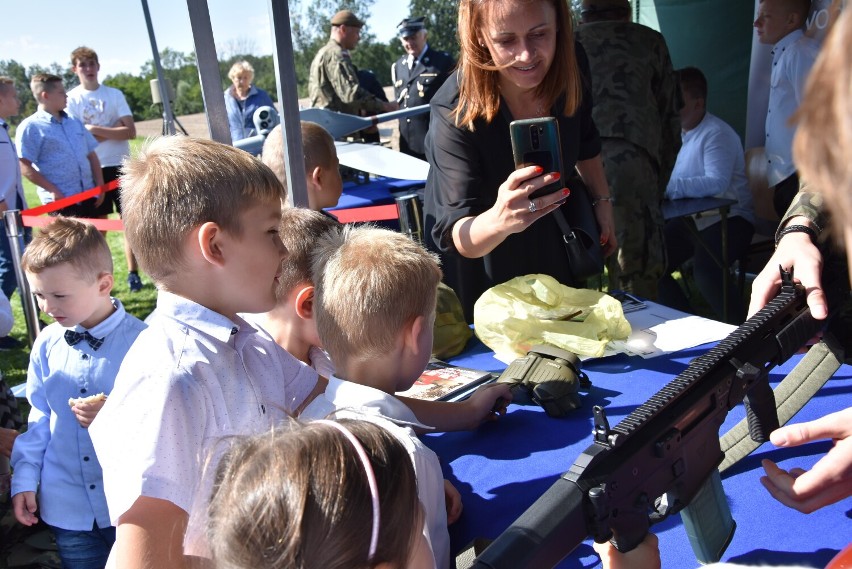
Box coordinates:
[1,138,157,400]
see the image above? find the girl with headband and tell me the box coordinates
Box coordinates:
[206,419,434,569]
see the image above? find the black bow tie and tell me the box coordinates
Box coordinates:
[64,330,104,350]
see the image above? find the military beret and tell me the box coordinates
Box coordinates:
[397,16,426,38]
[580,0,631,15]
[331,9,365,27]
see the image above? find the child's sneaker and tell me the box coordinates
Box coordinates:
[127,272,143,293]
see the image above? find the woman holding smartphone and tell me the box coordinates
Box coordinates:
[424,0,616,318]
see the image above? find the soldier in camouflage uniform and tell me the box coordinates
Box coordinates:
[308,9,397,142]
[575,0,681,300]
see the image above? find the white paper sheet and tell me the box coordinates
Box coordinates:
[604,302,735,359]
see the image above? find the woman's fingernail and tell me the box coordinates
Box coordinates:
[552,172,561,181]
[535,166,544,174]
[562,189,570,196]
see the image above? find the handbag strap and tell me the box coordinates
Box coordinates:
[553,207,575,238]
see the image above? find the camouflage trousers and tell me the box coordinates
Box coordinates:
[1,378,60,569]
[600,139,666,300]
[1,495,61,569]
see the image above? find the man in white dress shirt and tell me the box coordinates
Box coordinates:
[659,67,755,323]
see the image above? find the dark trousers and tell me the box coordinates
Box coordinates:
[0,193,31,299]
[399,136,426,162]
[773,172,800,218]
[658,215,754,323]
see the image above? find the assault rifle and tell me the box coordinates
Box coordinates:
[470,270,822,568]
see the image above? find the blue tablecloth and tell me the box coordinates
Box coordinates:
[431,339,852,568]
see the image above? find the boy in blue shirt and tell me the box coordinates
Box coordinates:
[10,217,146,568]
[16,73,104,218]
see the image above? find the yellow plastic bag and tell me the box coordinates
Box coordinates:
[473,274,631,359]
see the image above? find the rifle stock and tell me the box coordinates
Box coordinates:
[469,271,822,568]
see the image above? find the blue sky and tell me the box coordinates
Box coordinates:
[1,0,408,78]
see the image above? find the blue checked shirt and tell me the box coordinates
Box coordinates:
[15,109,98,205]
[11,298,146,531]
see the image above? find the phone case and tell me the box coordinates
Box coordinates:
[510,117,565,199]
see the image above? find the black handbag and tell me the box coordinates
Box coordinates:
[552,175,605,283]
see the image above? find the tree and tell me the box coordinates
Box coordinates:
[0,60,32,128]
[408,0,460,60]
[0,59,77,128]
[104,72,160,121]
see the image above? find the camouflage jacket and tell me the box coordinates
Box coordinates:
[308,39,386,116]
[575,21,682,182]
[778,185,828,242]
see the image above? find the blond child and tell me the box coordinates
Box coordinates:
[254,207,510,431]
[88,136,324,569]
[300,225,510,569]
[249,207,340,377]
[10,217,146,568]
[206,418,434,569]
[16,74,105,218]
[261,121,344,210]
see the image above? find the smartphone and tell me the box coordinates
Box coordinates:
[509,117,565,199]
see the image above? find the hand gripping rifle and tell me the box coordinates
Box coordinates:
[469,270,823,568]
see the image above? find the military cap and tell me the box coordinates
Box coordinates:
[330,9,365,27]
[397,16,426,38]
[580,0,631,15]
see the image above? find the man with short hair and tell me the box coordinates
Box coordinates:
[659,67,755,323]
[308,10,397,121]
[391,17,454,161]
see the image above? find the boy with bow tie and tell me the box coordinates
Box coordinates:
[10,216,145,568]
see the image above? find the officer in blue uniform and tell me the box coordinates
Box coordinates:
[391,17,455,161]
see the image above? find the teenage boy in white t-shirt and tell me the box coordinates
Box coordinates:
[66,46,143,293]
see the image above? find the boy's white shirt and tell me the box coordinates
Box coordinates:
[301,376,447,569]
[90,291,319,565]
[65,83,132,167]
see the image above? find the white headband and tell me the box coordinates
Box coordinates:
[313,420,381,561]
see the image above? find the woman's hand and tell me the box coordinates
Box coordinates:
[493,165,569,235]
[575,155,617,256]
[452,165,568,258]
[592,200,617,256]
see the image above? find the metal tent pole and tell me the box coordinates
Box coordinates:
[141,0,176,136]
[266,0,308,207]
[186,0,232,144]
[3,210,38,346]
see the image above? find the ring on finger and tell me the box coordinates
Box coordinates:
[528,199,537,213]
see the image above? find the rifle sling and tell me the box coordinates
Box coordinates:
[718,334,843,472]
